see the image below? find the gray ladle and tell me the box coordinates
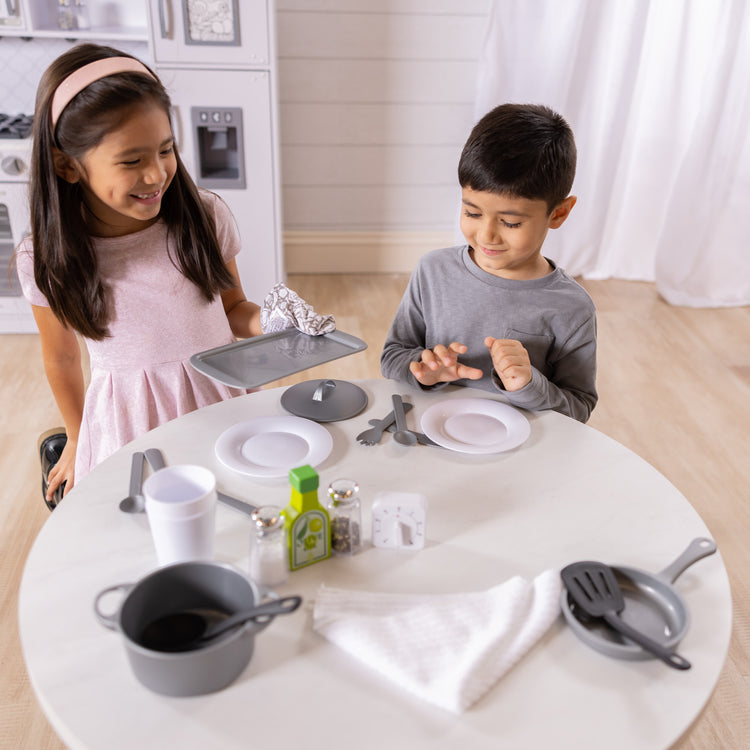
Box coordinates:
[392,394,417,446]
[138,595,303,652]
[118,452,146,513]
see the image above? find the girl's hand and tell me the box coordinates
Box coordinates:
[46,438,77,504]
[409,342,484,386]
[485,337,532,391]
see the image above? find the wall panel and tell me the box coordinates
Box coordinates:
[276,1,490,245]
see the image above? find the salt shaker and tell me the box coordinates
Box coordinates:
[249,505,289,588]
[73,0,91,30]
[326,479,362,556]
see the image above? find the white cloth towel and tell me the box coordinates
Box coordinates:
[312,570,562,714]
[260,283,336,335]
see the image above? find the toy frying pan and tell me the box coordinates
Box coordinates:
[560,537,717,661]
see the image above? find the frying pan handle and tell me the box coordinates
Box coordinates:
[658,537,717,583]
[602,613,691,670]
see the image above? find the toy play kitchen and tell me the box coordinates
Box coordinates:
[0,114,34,333]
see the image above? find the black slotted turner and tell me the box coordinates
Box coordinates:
[561,561,691,670]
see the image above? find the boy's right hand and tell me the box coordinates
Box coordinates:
[409,342,484,386]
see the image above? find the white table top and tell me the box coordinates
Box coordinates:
[19,379,731,750]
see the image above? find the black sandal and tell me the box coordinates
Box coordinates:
[38,428,67,511]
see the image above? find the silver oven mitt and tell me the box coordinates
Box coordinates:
[260,283,336,335]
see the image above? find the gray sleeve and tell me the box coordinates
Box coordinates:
[380,270,426,388]
[492,313,598,422]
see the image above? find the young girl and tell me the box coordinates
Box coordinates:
[16,44,266,507]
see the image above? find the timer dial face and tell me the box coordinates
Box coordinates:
[371,492,427,549]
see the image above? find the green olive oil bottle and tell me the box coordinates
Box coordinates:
[283,465,331,571]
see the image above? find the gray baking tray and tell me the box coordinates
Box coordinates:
[189,329,368,389]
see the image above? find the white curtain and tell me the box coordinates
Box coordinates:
[475,0,750,307]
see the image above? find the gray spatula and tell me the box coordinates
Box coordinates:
[561,561,691,670]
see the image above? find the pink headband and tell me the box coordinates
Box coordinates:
[51,57,156,128]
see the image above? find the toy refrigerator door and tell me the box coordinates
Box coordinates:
[162,66,283,305]
[148,0,270,67]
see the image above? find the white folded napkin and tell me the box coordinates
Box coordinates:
[312,570,561,714]
[260,283,336,335]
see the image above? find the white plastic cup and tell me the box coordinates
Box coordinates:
[143,465,217,566]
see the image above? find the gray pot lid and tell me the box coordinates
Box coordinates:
[280,379,368,422]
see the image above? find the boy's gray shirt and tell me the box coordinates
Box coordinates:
[380,245,598,422]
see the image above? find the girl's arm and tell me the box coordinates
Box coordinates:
[32,305,86,502]
[220,258,263,339]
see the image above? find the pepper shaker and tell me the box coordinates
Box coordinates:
[249,505,289,588]
[57,0,74,30]
[326,479,362,556]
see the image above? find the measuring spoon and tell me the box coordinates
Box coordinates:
[392,394,417,446]
[118,452,146,513]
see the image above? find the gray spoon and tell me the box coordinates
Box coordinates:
[118,449,163,514]
[144,448,166,473]
[138,595,303,652]
[118,452,146,513]
[392,394,417,446]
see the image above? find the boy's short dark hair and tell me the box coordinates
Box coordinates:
[458,103,577,213]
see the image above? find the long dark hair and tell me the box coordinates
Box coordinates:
[30,43,235,340]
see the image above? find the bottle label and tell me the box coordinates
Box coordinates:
[290,510,329,569]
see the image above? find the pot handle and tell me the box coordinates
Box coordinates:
[93,583,134,630]
[251,589,284,634]
[657,537,717,583]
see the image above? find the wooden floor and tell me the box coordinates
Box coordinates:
[1,275,749,749]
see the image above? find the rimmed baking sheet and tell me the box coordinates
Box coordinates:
[190,329,368,388]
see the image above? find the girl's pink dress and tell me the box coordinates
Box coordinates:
[16,192,247,480]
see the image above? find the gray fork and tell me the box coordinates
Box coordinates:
[356,402,414,445]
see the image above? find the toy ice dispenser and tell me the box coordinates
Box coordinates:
[191,107,246,190]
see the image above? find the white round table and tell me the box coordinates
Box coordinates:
[18,380,731,750]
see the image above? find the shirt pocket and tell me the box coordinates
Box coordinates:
[504,329,554,372]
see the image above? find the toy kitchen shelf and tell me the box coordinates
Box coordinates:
[0,0,148,42]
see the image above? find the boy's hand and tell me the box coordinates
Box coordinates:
[409,342,484,386]
[485,337,532,391]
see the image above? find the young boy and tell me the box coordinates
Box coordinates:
[380,103,597,422]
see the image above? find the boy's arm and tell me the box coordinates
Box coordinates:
[381,263,484,389]
[380,298,426,387]
[491,315,598,422]
[380,272,439,388]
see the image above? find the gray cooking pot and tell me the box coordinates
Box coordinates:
[560,537,717,661]
[94,561,274,696]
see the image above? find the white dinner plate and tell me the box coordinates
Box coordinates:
[420,398,531,454]
[215,416,333,478]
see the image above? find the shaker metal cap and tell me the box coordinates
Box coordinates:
[328,479,359,506]
[251,505,284,534]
